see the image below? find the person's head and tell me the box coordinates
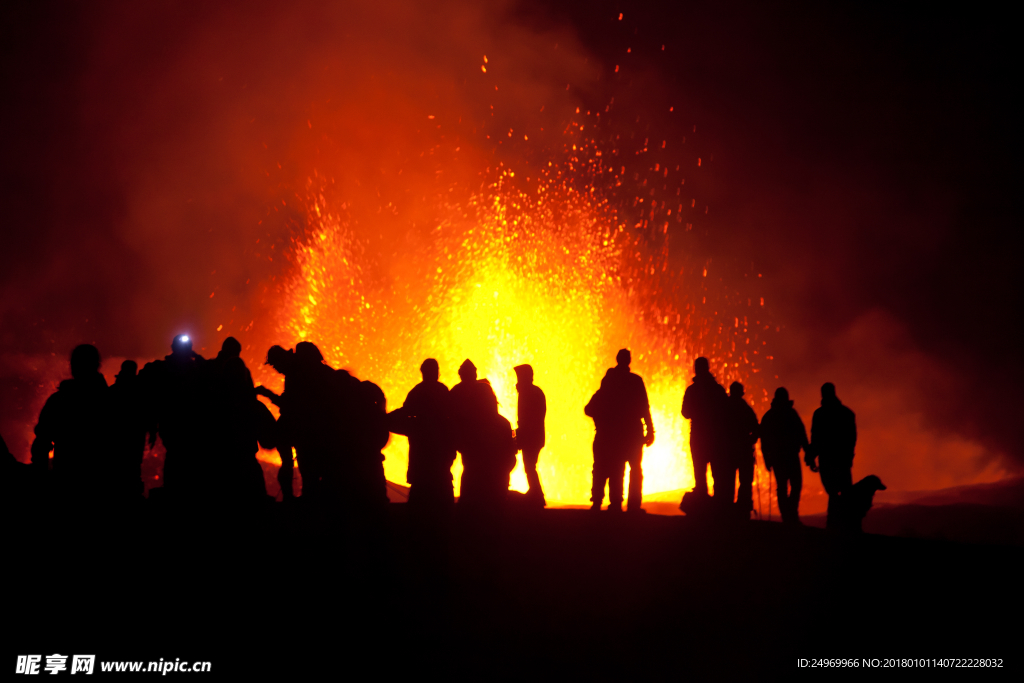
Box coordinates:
[171,334,192,357]
[459,359,477,382]
[219,336,242,359]
[265,345,294,374]
[115,360,138,384]
[616,349,631,367]
[773,387,790,404]
[295,341,324,365]
[513,364,533,385]
[821,382,837,400]
[478,378,498,410]
[70,344,101,379]
[420,358,439,382]
[729,381,744,398]
[694,357,710,374]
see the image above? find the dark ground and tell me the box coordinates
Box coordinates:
[803,476,1024,547]
[7,502,1020,679]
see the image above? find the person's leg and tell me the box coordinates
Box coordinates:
[523,447,545,506]
[626,446,643,511]
[710,456,735,506]
[789,464,803,523]
[608,457,626,511]
[820,463,847,530]
[775,469,789,519]
[737,453,754,514]
[591,446,606,509]
[691,444,710,498]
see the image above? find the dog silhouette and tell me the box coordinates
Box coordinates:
[842,475,887,532]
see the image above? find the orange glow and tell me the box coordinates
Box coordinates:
[276,171,695,503]
[251,124,767,505]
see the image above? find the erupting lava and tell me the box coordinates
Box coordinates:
[251,110,772,506]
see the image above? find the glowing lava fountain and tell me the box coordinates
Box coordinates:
[256,140,768,505]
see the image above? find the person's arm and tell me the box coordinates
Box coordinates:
[254,385,283,407]
[761,413,774,473]
[806,411,819,471]
[30,394,59,472]
[537,386,547,448]
[500,417,518,475]
[798,414,809,453]
[584,389,599,418]
[759,415,773,471]
[746,404,760,447]
[641,379,655,446]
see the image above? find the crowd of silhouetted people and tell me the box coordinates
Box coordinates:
[678,356,882,530]
[4,334,885,532]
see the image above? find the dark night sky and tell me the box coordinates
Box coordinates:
[1,0,1020,490]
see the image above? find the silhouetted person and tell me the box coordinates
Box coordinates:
[725,381,759,517]
[759,387,809,524]
[681,357,727,505]
[139,334,206,499]
[585,381,620,510]
[256,345,299,498]
[457,380,516,515]
[514,364,546,508]
[596,350,654,512]
[449,359,484,426]
[449,359,492,473]
[203,337,270,503]
[31,344,111,501]
[260,343,338,503]
[274,341,388,513]
[807,382,857,530]
[108,360,148,499]
[390,359,456,511]
[338,376,390,512]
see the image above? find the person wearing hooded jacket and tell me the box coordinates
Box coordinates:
[513,364,546,508]
[759,387,809,524]
[457,379,516,515]
[725,381,760,516]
